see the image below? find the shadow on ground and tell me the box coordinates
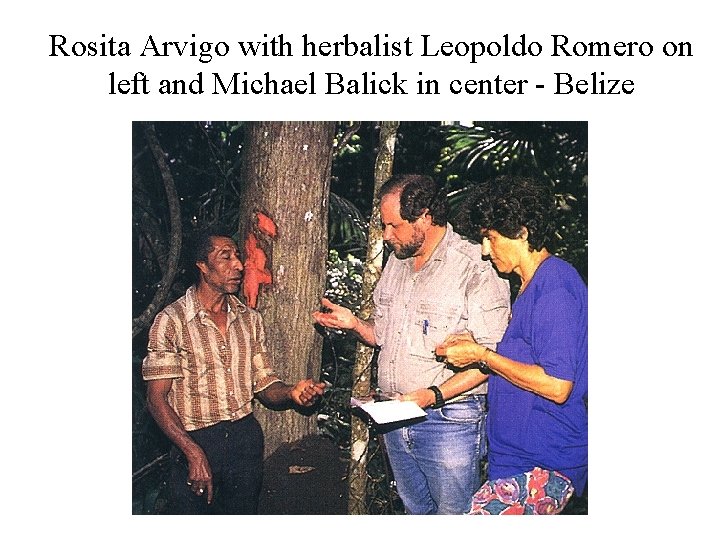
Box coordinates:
[258,434,349,514]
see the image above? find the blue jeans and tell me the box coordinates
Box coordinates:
[382,395,487,514]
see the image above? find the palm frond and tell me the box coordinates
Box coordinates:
[438,122,587,183]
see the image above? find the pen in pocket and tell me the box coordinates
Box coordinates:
[422,319,429,335]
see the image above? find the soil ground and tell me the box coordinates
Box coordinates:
[257,434,587,515]
[258,434,349,514]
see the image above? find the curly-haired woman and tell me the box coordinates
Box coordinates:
[437,175,587,515]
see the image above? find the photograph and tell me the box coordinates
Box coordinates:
[132,121,588,515]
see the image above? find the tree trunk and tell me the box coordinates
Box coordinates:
[239,121,336,458]
[348,121,399,514]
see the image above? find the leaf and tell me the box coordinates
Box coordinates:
[289,466,316,474]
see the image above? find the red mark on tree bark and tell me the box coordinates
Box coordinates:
[243,232,272,309]
[256,212,277,238]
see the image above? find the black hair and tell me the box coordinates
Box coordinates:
[192,224,235,263]
[377,174,448,226]
[470,175,557,252]
[189,225,236,282]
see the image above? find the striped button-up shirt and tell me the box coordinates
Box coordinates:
[373,223,511,395]
[142,286,281,431]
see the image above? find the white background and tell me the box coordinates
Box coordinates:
[2,0,716,535]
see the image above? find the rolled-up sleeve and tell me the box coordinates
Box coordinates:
[249,310,282,393]
[142,311,184,380]
[466,263,511,349]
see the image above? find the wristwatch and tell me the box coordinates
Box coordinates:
[475,361,492,375]
[427,385,445,409]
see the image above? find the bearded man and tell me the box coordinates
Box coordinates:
[313,175,509,514]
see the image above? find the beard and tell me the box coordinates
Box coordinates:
[388,228,425,260]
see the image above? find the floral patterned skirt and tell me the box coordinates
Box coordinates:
[468,467,574,515]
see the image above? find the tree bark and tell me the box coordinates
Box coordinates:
[239,121,336,458]
[348,121,399,514]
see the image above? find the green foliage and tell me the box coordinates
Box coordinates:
[324,249,365,307]
[328,194,368,258]
[330,122,445,219]
[438,121,588,281]
[438,121,587,181]
[132,121,245,334]
[316,248,364,450]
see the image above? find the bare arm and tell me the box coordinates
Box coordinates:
[401,368,489,408]
[312,298,377,347]
[257,379,326,408]
[146,379,214,503]
[436,338,573,404]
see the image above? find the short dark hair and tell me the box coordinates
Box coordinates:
[471,175,557,252]
[192,224,236,264]
[377,174,448,226]
[187,225,237,284]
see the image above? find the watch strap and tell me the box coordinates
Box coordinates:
[474,361,492,375]
[427,385,445,409]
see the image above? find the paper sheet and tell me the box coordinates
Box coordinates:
[351,398,427,424]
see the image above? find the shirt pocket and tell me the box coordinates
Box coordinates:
[373,293,394,345]
[411,302,464,358]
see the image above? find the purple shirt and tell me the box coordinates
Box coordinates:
[488,256,588,494]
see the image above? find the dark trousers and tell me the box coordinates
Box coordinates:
[165,415,264,515]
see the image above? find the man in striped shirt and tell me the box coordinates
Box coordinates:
[143,226,325,514]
